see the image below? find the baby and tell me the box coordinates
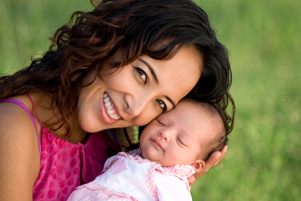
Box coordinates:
[68,99,229,201]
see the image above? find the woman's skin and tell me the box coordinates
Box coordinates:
[188,145,228,184]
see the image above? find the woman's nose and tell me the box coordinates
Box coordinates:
[124,92,152,117]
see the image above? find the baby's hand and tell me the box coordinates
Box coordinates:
[188,145,228,185]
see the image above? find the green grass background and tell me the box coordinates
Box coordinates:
[1,0,300,200]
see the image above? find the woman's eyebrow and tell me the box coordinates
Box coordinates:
[138,58,158,83]
[165,96,176,109]
[138,58,175,109]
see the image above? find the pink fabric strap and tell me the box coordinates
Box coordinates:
[0,97,42,158]
[26,94,43,126]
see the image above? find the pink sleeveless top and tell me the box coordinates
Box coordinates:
[0,96,120,201]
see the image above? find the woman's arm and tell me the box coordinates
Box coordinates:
[188,145,228,185]
[0,103,40,201]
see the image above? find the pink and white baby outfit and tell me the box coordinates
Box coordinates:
[67,148,195,201]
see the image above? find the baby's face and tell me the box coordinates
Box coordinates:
[140,100,213,167]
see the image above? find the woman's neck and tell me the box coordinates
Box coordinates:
[29,92,88,144]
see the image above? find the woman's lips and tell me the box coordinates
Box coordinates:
[103,93,120,120]
[99,92,121,124]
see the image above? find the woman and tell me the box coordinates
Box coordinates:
[0,0,234,200]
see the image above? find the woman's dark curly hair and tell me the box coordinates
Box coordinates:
[0,0,235,137]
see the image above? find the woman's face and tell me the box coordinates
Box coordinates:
[77,46,202,132]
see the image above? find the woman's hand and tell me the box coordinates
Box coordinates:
[188,145,228,185]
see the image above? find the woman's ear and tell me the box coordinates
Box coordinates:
[192,159,205,173]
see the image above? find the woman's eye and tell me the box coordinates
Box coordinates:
[135,67,147,84]
[156,99,167,111]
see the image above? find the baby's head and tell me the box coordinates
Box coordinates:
[140,98,228,173]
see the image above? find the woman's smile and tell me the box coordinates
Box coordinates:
[98,92,123,125]
[103,92,121,120]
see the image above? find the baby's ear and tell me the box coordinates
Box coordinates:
[192,159,205,173]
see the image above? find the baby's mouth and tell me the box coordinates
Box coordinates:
[103,92,120,120]
[151,139,163,150]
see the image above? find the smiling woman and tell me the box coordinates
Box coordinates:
[77,46,202,133]
[0,0,234,200]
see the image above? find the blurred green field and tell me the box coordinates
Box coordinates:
[1,0,300,200]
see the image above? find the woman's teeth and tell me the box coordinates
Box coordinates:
[104,93,120,120]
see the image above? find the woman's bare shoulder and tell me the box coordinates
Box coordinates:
[0,95,39,137]
[0,97,41,200]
